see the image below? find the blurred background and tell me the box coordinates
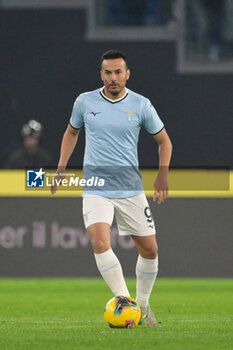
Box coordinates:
[0,0,232,278]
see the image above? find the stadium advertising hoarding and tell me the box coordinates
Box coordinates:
[0,197,232,278]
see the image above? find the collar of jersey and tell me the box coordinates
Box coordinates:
[100,87,128,104]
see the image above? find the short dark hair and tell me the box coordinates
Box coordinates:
[100,50,128,69]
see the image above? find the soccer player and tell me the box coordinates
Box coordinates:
[52,50,172,328]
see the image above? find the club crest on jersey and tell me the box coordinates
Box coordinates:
[123,110,137,121]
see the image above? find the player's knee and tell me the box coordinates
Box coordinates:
[144,244,158,259]
[91,237,110,254]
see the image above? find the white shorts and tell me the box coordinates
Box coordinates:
[82,193,156,236]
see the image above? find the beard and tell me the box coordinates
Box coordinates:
[108,84,124,96]
[109,90,120,96]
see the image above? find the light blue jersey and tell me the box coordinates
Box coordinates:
[70,87,164,198]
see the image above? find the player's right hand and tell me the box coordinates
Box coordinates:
[51,166,66,195]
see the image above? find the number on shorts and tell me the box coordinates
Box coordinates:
[144,206,153,223]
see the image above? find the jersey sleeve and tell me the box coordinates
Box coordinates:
[69,95,84,129]
[141,98,164,135]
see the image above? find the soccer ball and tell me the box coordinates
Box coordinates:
[104,296,141,328]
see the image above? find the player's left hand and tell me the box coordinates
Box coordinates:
[153,173,169,204]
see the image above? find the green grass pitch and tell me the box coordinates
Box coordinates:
[0,278,232,350]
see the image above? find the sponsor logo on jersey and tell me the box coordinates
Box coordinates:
[90,111,101,116]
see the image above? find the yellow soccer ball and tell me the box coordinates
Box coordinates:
[104,296,141,328]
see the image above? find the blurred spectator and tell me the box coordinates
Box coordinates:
[145,0,173,26]
[204,0,224,61]
[186,0,225,61]
[5,119,53,169]
[122,0,148,25]
[222,0,233,59]
[104,0,173,26]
